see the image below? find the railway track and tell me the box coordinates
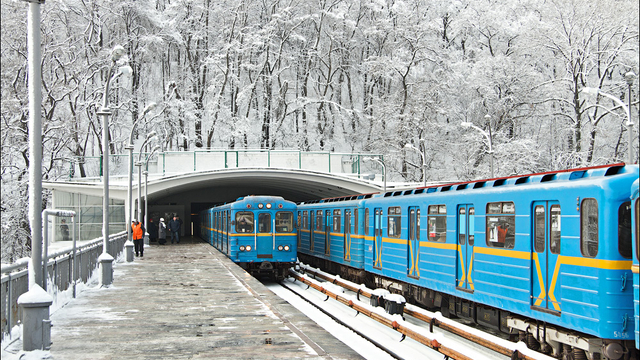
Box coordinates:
[277,265,556,360]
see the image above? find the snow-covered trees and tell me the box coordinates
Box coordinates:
[1,0,638,262]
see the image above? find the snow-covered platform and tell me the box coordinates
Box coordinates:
[46,237,364,359]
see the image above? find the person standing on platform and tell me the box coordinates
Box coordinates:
[60,219,70,240]
[158,218,167,245]
[132,219,145,257]
[168,215,181,244]
[148,218,158,243]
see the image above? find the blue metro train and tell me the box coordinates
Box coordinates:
[297,163,639,360]
[631,178,639,350]
[199,195,297,280]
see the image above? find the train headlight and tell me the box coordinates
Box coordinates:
[278,245,284,251]
[258,203,264,209]
[266,203,272,209]
[284,245,290,251]
[245,245,252,251]
[239,246,245,251]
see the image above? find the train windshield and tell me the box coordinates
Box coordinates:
[236,212,254,233]
[276,212,294,233]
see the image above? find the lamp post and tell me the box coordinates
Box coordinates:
[96,45,131,287]
[461,115,494,178]
[363,157,387,194]
[127,111,156,244]
[18,0,54,352]
[143,145,161,234]
[404,140,427,187]
[626,72,636,164]
[135,139,158,227]
[581,79,635,164]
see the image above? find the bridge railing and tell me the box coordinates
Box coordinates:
[0,232,128,337]
[61,150,383,180]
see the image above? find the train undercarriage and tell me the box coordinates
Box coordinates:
[297,253,637,360]
[239,260,292,281]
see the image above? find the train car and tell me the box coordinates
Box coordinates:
[297,194,375,281]
[631,178,639,350]
[200,195,297,280]
[300,163,638,359]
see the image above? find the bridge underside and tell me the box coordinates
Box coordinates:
[44,169,381,237]
[148,168,379,204]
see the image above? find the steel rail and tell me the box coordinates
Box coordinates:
[295,266,536,360]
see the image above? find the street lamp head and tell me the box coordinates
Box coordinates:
[143,102,157,115]
[404,143,414,149]
[150,145,161,154]
[111,45,127,62]
[625,71,636,86]
[484,114,491,121]
[146,130,158,139]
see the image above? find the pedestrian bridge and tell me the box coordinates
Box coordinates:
[43,149,388,242]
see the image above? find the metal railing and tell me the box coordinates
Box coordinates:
[1,232,127,337]
[61,149,384,181]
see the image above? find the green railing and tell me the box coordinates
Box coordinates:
[63,149,383,181]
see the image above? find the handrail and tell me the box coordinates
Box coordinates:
[1,231,127,337]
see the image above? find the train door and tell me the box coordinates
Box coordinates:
[373,208,383,269]
[310,211,315,252]
[344,210,352,261]
[257,212,273,258]
[456,205,475,292]
[216,212,220,248]
[531,201,561,313]
[325,210,331,255]
[408,207,420,278]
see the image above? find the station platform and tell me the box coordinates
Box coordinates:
[48,237,364,359]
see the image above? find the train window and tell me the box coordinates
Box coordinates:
[223,212,227,232]
[636,198,639,261]
[388,207,401,238]
[428,205,447,243]
[618,202,631,259]
[580,198,598,258]
[550,205,561,254]
[486,202,515,249]
[333,210,341,232]
[365,208,370,236]
[316,211,323,230]
[235,212,254,233]
[276,212,294,233]
[534,206,545,252]
[417,209,421,240]
[409,209,416,241]
[468,208,474,245]
[258,213,271,233]
[354,209,359,234]
[302,211,309,229]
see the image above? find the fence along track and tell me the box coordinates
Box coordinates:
[1,232,127,337]
[292,266,541,360]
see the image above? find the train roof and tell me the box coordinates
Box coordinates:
[299,163,637,204]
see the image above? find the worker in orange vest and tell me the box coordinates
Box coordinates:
[132,219,145,257]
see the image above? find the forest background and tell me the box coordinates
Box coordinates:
[1,0,638,263]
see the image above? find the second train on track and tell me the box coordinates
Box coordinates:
[199,195,297,280]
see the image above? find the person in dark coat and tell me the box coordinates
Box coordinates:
[60,219,70,240]
[148,218,158,243]
[158,218,167,245]
[168,216,181,244]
